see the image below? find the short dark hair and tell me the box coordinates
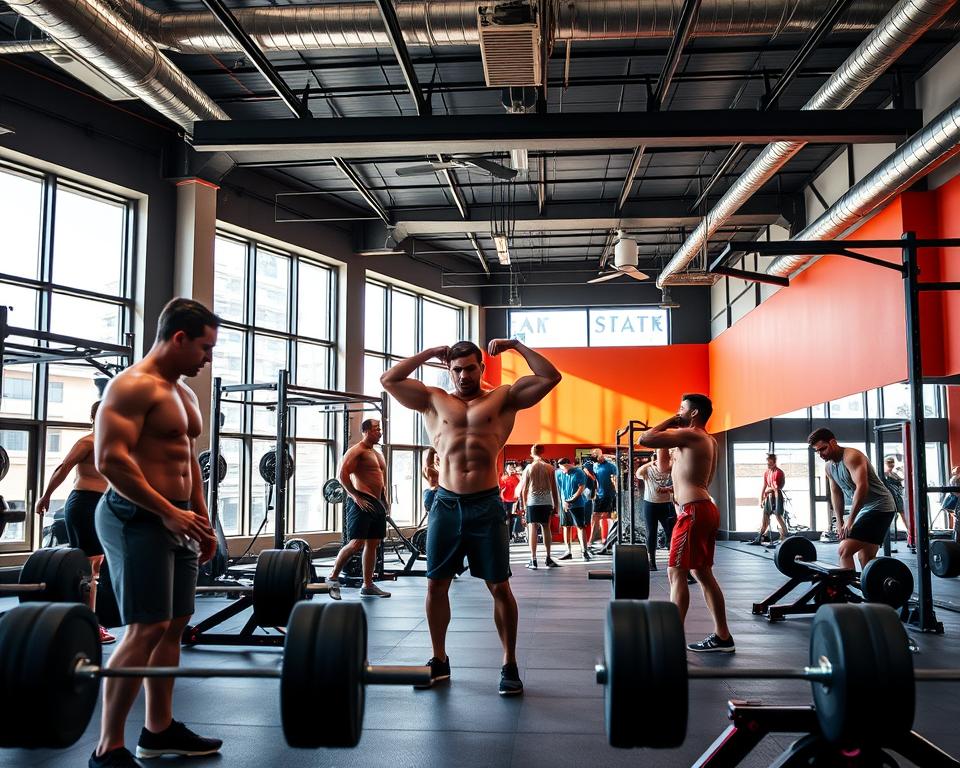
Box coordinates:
[157,298,221,342]
[807,427,835,446]
[682,393,713,425]
[447,340,482,365]
[558,457,572,466]
[767,453,777,461]
[361,418,379,433]
[90,401,101,422]
[531,443,544,456]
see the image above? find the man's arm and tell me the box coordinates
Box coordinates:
[638,416,699,449]
[35,437,92,516]
[337,447,377,512]
[189,440,218,563]
[826,472,846,531]
[846,453,873,523]
[488,339,562,410]
[380,347,448,411]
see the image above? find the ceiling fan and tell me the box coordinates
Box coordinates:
[396,156,518,181]
[588,231,650,284]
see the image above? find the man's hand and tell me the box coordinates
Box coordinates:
[162,504,213,543]
[841,519,853,539]
[197,519,218,563]
[428,346,450,364]
[34,495,50,517]
[352,494,379,514]
[487,338,519,357]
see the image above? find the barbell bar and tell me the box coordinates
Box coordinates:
[194,582,338,598]
[4,547,92,603]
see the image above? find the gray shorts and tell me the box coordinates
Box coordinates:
[95,489,199,626]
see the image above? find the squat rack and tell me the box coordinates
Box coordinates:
[711,231,960,634]
[614,419,649,547]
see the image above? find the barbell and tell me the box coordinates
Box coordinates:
[0,445,9,482]
[930,540,960,578]
[0,547,91,604]
[322,478,346,504]
[596,600,958,749]
[259,446,295,485]
[587,544,650,600]
[0,600,431,750]
[198,449,228,486]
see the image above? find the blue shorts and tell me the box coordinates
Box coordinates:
[426,487,511,583]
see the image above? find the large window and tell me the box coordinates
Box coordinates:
[364,279,469,525]
[212,232,339,535]
[0,161,133,551]
[508,306,669,348]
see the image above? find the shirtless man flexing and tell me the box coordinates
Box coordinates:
[639,393,734,654]
[91,298,220,768]
[326,418,392,597]
[382,339,561,695]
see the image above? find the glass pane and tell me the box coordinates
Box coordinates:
[422,300,460,350]
[255,250,290,331]
[390,291,416,356]
[295,342,328,388]
[365,282,385,351]
[40,428,89,526]
[214,236,247,323]
[387,396,416,445]
[46,363,107,424]
[882,383,911,419]
[364,355,384,398]
[0,167,42,280]
[774,407,808,419]
[52,187,125,295]
[828,392,864,419]
[389,450,416,526]
[0,283,38,329]
[50,294,120,345]
[293,442,329,532]
[1,364,36,420]
[298,262,331,340]
[923,384,939,418]
[811,403,826,419]
[218,438,242,536]
[732,443,768,532]
[773,443,812,530]
[212,327,245,433]
[250,440,276,536]
[0,428,31,543]
[866,389,881,419]
[252,334,287,434]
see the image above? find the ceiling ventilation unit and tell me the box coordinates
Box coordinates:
[43,51,138,101]
[658,272,722,286]
[478,0,542,87]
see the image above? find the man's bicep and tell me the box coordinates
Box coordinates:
[381,378,432,410]
[506,375,557,410]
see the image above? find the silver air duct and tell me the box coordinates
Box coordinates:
[656,0,958,288]
[767,94,960,276]
[0,40,61,54]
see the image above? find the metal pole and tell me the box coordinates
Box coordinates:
[901,232,941,633]
[875,427,891,557]
[208,377,223,573]
[274,369,289,549]
[627,424,636,545]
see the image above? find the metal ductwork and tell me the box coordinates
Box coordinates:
[656,0,958,288]
[5,0,227,130]
[145,0,960,54]
[767,94,960,275]
[0,39,61,54]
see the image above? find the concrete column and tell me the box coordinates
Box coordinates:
[173,178,218,448]
[342,259,366,447]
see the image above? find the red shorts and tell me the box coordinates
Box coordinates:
[668,499,720,570]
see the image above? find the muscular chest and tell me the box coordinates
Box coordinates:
[432,395,501,433]
[354,450,384,475]
[145,385,201,440]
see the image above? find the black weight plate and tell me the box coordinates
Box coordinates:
[20,547,92,603]
[604,600,648,748]
[253,549,309,627]
[411,528,427,555]
[809,604,913,744]
[0,444,9,481]
[259,447,295,484]
[198,450,228,485]
[642,600,688,748]
[860,556,914,608]
[322,478,346,504]
[612,544,650,600]
[930,540,960,578]
[0,604,47,747]
[284,538,312,558]
[774,535,817,578]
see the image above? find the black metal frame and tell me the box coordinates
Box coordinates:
[711,233,960,634]
[609,419,649,550]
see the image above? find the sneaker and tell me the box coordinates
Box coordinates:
[545,557,561,568]
[135,720,222,758]
[414,656,451,689]
[360,584,392,598]
[583,551,593,562]
[687,633,735,654]
[325,574,340,584]
[557,552,573,561]
[90,747,141,768]
[649,564,658,571]
[99,626,117,645]
[499,663,524,696]
[525,559,538,570]
[745,537,762,545]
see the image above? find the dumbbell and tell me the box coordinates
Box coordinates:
[0,548,91,604]
[587,544,650,599]
[0,600,430,750]
[596,599,960,749]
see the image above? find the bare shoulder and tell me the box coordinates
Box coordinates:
[177,380,200,406]
[103,368,161,412]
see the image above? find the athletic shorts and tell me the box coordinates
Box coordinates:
[594,493,616,515]
[95,489,199,626]
[345,491,387,540]
[668,498,720,571]
[849,509,896,546]
[501,500,517,519]
[426,487,511,583]
[560,504,590,528]
[63,489,104,557]
[527,504,554,525]
[762,493,784,517]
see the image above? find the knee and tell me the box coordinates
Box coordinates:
[349,539,364,554]
[126,620,170,647]
[486,580,512,600]
[426,579,450,598]
[167,615,190,635]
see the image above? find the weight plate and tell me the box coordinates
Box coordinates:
[322,478,346,504]
[809,604,914,744]
[930,540,960,578]
[284,538,312,558]
[19,547,92,604]
[198,450,228,485]
[253,549,309,628]
[774,535,817,578]
[642,601,688,748]
[860,556,914,609]
[612,544,650,600]
[0,603,100,748]
[0,445,9,481]
[259,447,295,485]
[411,528,427,556]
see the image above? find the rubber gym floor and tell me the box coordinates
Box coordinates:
[2,540,959,768]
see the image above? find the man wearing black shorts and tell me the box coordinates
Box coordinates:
[326,419,391,597]
[556,458,591,561]
[590,448,617,544]
[382,339,561,695]
[92,298,220,768]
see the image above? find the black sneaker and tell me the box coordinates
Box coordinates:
[545,557,561,568]
[135,720,222,758]
[557,552,573,561]
[415,656,451,689]
[583,551,593,562]
[687,633,735,654]
[525,559,538,570]
[499,663,524,696]
[745,537,762,545]
[90,747,141,768]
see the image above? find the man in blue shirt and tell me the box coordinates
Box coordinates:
[555,458,592,561]
[589,448,618,545]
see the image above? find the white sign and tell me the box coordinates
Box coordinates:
[509,309,588,348]
[588,308,668,347]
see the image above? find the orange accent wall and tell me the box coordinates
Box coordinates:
[936,175,960,375]
[497,345,709,444]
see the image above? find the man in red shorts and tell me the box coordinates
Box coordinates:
[639,393,734,653]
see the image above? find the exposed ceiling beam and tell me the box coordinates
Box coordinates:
[193,110,922,161]
[371,0,430,116]
[437,154,468,218]
[331,157,391,224]
[467,233,490,276]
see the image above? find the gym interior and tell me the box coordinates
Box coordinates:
[2,0,960,763]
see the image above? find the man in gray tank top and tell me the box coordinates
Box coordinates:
[808,427,896,570]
